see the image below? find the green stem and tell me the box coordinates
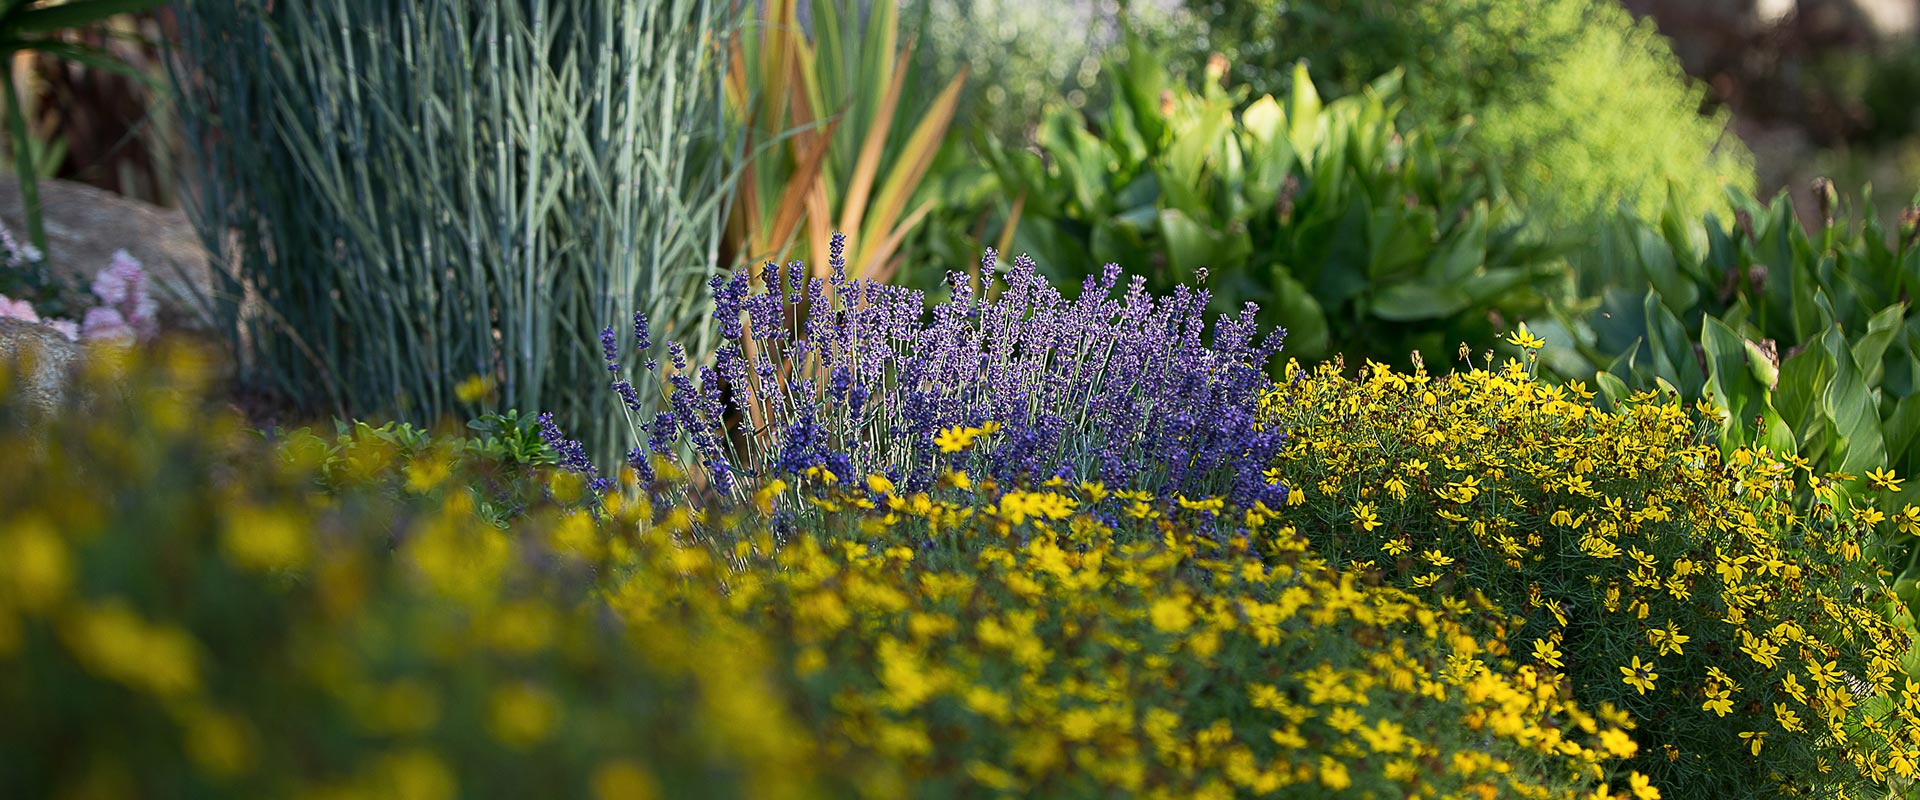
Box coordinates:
[1,61,45,253]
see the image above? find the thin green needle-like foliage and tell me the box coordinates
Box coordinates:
[168,0,738,459]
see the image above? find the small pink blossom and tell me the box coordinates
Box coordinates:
[0,294,40,323]
[91,250,143,304]
[44,319,79,341]
[88,250,158,340]
[82,306,135,344]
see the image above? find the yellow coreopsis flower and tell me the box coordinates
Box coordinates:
[1506,323,1546,350]
[1740,632,1781,669]
[1351,502,1382,532]
[1598,728,1639,758]
[1620,656,1659,695]
[1806,658,1841,688]
[1532,638,1564,669]
[1868,466,1904,492]
[1897,505,1920,536]
[1702,684,1733,717]
[454,373,497,404]
[1647,621,1689,656]
[1628,772,1661,800]
[1148,597,1194,633]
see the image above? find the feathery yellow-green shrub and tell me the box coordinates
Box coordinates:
[1187,0,1753,226]
[1257,341,1913,797]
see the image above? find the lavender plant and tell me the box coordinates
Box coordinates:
[543,236,1289,514]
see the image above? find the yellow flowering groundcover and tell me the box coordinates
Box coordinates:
[1259,350,1916,796]
[0,342,1913,799]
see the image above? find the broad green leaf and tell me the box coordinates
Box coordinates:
[1587,289,1653,368]
[1371,283,1472,322]
[1643,290,1703,399]
[1851,302,1907,388]
[1702,316,1793,453]
[1458,267,1534,304]
[1887,393,1920,465]
[1242,95,1284,144]
[1267,267,1329,358]
[1110,175,1160,231]
[1165,99,1231,189]
[1634,223,1699,313]
[1157,208,1234,282]
[1428,204,1486,282]
[1366,205,1434,282]
[1659,181,1706,284]
[1107,88,1149,167]
[1309,195,1371,306]
[1822,324,1888,480]
[1239,130,1295,212]
[1775,341,1832,435]
[1286,61,1321,155]
[1594,371,1631,412]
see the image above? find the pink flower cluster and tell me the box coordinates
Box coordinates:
[0,250,158,343]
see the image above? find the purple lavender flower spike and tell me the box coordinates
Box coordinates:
[564,246,1290,516]
[633,312,652,351]
[647,412,678,459]
[612,380,643,414]
[600,326,620,372]
[828,231,848,287]
[626,446,654,487]
[536,412,600,496]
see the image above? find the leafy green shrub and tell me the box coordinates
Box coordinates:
[985,37,1562,363]
[168,0,736,459]
[1259,347,1913,797]
[1184,0,1753,224]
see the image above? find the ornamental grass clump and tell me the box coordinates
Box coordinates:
[1257,339,1915,797]
[548,239,1288,513]
[169,0,735,459]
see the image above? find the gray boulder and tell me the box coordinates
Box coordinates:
[0,316,83,419]
[0,175,215,330]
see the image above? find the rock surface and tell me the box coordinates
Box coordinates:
[0,316,83,419]
[0,175,215,330]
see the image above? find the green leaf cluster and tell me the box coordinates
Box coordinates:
[986,34,1562,364]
